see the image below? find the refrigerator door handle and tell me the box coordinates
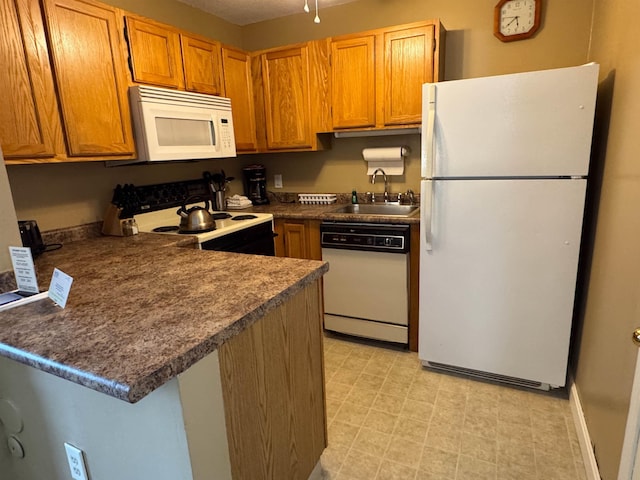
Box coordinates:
[422,179,434,251]
[421,84,437,179]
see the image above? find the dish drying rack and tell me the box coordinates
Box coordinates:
[298,194,337,205]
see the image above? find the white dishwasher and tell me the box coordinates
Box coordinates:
[321,222,410,345]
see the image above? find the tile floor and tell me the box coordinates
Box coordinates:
[319,334,587,480]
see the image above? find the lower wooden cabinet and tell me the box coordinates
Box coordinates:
[274,219,322,260]
[219,280,326,479]
[409,223,420,352]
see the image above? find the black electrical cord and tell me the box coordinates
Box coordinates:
[43,243,63,252]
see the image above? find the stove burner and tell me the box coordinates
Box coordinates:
[232,214,258,221]
[179,227,216,234]
[212,212,232,220]
[153,225,179,232]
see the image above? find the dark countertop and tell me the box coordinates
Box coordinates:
[244,202,421,224]
[0,233,328,403]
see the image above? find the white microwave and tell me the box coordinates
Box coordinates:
[127,85,236,163]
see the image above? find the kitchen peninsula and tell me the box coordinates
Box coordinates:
[0,234,328,480]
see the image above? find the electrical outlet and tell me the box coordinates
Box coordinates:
[274,174,283,189]
[64,443,89,480]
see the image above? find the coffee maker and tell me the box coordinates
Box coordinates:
[242,164,269,205]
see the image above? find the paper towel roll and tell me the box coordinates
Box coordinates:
[363,147,408,175]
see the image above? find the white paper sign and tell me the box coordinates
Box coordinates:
[9,246,39,294]
[48,268,73,308]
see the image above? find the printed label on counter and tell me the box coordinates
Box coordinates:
[9,246,39,294]
[48,268,73,308]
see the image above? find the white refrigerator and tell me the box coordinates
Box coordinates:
[418,63,599,389]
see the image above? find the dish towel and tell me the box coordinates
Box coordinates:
[226,194,253,208]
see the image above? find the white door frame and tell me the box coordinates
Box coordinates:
[618,349,640,479]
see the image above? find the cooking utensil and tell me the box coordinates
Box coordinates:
[204,170,235,195]
[203,171,217,204]
[176,196,215,233]
[211,173,223,191]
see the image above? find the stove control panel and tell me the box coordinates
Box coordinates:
[111,179,210,216]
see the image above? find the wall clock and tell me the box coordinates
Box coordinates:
[494,0,542,42]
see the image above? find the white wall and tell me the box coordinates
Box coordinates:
[0,352,231,480]
[0,149,21,273]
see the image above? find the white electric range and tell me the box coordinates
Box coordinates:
[114,178,275,255]
[135,206,274,254]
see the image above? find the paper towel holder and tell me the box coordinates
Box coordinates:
[363,146,409,175]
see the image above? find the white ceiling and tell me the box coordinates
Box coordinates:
[175,0,359,26]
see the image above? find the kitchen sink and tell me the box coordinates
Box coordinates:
[331,204,420,217]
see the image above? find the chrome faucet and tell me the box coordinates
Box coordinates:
[370,168,389,203]
[405,189,415,205]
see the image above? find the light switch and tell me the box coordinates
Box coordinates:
[274,174,283,189]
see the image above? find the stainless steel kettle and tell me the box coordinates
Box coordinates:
[177,196,215,233]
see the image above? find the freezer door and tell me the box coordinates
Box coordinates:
[418,178,586,387]
[422,63,598,178]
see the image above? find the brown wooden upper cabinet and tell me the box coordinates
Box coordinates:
[1,0,135,163]
[331,20,446,131]
[43,0,135,158]
[126,15,223,96]
[126,16,184,89]
[182,34,223,96]
[252,40,331,152]
[222,47,258,152]
[331,35,376,129]
[0,0,62,160]
[261,45,312,149]
[1,6,445,164]
[126,15,274,154]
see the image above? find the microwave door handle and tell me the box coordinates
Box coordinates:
[209,115,217,148]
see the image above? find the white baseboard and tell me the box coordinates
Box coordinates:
[569,380,601,480]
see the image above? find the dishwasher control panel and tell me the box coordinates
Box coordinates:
[320,222,410,253]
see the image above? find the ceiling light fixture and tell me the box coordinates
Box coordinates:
[303,0,320,23]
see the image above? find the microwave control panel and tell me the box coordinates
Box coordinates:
[219,117,234,150]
